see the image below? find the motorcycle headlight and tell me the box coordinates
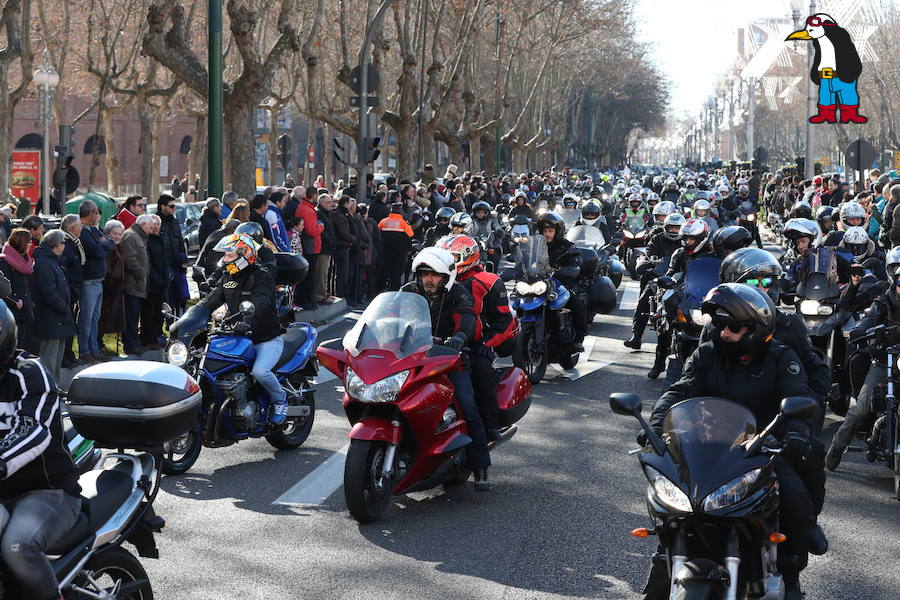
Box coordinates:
[624,230,635,238]
[514,281,548,296]
[167,341,189,367]
[515,281,531,295]
[817,304,833,315]
[345,368,410,403]
[644,466,691,513]
[747,214,755,222]
[702,468,762,511]
[689,309,711,325]
[532,281,548,295]
[799,300,820,316]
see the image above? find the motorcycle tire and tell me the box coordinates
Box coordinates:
[516,327,548,384]
[671,580,717,600]
[73,546,154,600]
[558,352,579,370]
[160,424,203,476]
[344,439,393,524]
[266,391,316,450]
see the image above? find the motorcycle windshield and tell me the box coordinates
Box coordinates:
[555,208,581,230]
[683,256,721,305]
[797,247,839,299]
[662,397,757,478]
[343,292,433,359]
[514,236,552,283]
[624,216,645,234]
[566,224,605,249]
[511,224,531,239]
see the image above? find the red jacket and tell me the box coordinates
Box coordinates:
[457,266,517,348]
[115,208,138,230]
[295,198,324,254]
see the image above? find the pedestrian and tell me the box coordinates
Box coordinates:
[284,172,296,188]
[141,214,167,348]
[0,207,12,244]
[98,220,126,355]
[114,195,146,230]
[170,175,182,198]
[21,215,44,259]
[295,188,324,310]
[77,200,115,364]
[30,230,75,382]
[120,215,152,355]
[377,202,414,291]
[220,190,238,220]
[156,194,185,306]
[311,194,336,304]
[348,199,370,306]
[283,186,303,223]
[265,191,291,252]
[0,229,34,352]
[198,197,222,248]
[15,194,31,219]
[332,196,356,300]
[356,204,381,302]
[249,194,275,242]
[59,214,84,368]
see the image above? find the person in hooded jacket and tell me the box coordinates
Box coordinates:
[536,212,586,350]
[198,198,222,248]
[0,229,34,351]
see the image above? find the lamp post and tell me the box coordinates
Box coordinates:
[33,50,59,217]
[208,0,224,199]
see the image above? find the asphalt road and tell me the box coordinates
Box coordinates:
[142,267,900,600]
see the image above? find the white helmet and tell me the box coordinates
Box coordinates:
[663,213,686,240]
[886,247,900,276]
[717,184,730,195]
[449,212,473,230]
[839,202,866,228]
[653,201,676,216]
[693,199,711,216]
[412,247,457,291]
[841,226,871,261]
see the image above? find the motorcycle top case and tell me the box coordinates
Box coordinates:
[67,361,202,450]
[589,276,617,315]
[274,252,309,285]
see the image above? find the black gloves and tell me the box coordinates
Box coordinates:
[444,335,466,351]
[781,430,812,463]
[233,322,252,337]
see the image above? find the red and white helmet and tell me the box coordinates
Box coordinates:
[679,218,711,255]
[437,234,481,275]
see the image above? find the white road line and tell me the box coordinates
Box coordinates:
[273,443,349,506]
[618,281,639,311]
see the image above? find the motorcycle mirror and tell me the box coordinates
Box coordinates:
[779,396,819,421]
[499,268,515,282]
[558,266,581,280]
[239,301,256,317]
[161,302,172,315]
[656,276,676,289]
[609,392,641,416]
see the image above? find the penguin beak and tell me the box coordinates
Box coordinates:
[785,29,813,41]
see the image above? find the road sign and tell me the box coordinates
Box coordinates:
[753,146,768,163]
[350,96,380,108]
[844,138,877,174]
[350,64,380,94]
[894,150,900,170]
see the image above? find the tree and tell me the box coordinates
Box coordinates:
[0,0,32,203]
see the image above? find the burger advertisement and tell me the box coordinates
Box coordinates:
[11,150,40,209]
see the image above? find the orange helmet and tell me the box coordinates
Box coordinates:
[214,233,259,275]
[437,234,480,275]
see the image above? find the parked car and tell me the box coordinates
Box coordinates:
[147,201,202,253]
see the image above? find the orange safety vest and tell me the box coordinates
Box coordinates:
[378,213,414,237]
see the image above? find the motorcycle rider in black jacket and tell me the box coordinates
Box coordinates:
[644,284,816,600]
[0,303,82,600]
[536,213,586,351]
[400,247,492,491]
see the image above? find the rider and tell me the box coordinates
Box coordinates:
[424,206,455,247]
[827,247,900,472]
[710,225,752,259]
[691,197,718,233]
[822,201,866,247]
[0,302,81,600]
[815,206,835,239]
[449,212,473,236]
[437,235,517,442]
[471,201,501,238]
[400,247,491,491]
[575,200,611,241]
[536,212,586,351]
[198,233,288,424]
[660,178,680,204]
[624,213,684,351]
[644,283,817,600]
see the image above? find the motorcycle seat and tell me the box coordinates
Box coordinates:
[46,469,134,555]
[274,325,308,370]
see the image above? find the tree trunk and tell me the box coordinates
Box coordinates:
[482,133,496,176]
[467,134,481,173]
[422,125,435,170]
[224,103,256,198]
[0,63,12,207]
[267,108,280,184]
[102,107,119,196]
[323,124,333,185]
[395,123,415,181]
[187,113,206,189]
[150,105,164,202]
[446,136,464,170]
[137,96,155,200]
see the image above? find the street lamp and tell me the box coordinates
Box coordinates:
[33,49,59,216]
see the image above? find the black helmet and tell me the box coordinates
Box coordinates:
[512,214,532,227]
[472,200,491,216]
[0,302,16,370]
[536,212,566,241]
[711,225,752,258]
[435,206,456,222]
[581,200,601,219]
[235,221,265,245]
[720,248,782,303]
[815,205,834,232]
[790,201,813,220]
[702,283,776,362]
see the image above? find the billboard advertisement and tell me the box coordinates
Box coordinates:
[11,150,41,210]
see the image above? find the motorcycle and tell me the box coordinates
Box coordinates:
[315,291,532,523]
[64,412,102,475]
[658,255,721,367]
[507,235,580,382]
[609,392,819,600]
[845,324,900,500]
[160,301,318,475]
[620,215,649,279]
[738,200,759,241]
[565,225,618,322]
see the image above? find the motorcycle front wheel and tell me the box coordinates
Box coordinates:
[161,424,203,476]
[266,390,316,450]
[344,439,393,523]
[70,547,153,600]
[894,415,900,502]
[671,580,718,600]
[515,327,548,384]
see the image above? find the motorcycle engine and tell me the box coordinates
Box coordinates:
[219,373,257,434]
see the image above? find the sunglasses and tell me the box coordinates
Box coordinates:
[744,277,773,289]
[437,218,450,224]
[806,16,834,27]
[712,315,749,334]
[167,204,176,208]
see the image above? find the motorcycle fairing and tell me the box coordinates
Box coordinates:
[549,280,570,309]
[349,417,402,444]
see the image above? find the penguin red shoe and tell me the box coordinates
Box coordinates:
[839,104,868,124]
[808,104,837,124]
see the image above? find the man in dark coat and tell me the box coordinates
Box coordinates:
[156,194,185,306]
[59,215,84,367]
[198,198,222,248]
[31,230,76,381]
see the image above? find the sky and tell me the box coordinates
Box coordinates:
[635,0,797,117]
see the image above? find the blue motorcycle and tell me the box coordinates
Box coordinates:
[162,301,318,475]
[507,235,580,383]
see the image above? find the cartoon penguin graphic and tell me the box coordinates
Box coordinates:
[785,13,867,124]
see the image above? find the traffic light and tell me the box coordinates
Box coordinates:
[333,137,348,165]
[363,136,381,164]
[277,134,292,170]
[56,124,74,159]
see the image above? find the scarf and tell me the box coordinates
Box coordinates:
[0,243,33,275]
[63,229,86,265]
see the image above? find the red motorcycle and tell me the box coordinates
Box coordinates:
[316,291,532,523]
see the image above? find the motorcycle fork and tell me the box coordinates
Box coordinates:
[887,352,897,465]
[381,421,402,479]
[667,528,687,600]
[724,528,740,600]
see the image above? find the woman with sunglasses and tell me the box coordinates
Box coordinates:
[643,283,817,600]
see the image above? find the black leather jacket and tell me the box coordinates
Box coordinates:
[198,264,281,344]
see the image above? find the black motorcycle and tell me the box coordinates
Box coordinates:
[657,255,721,367]
[609,392,819,600]
[565,225,618,322]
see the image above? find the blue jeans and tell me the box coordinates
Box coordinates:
[449,368,491,469]
[818,77,859,106]
[1,489,82,599]
[78,280,103,357]
[253,337,286,405]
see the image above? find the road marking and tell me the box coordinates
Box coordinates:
[496,335,613,381]
[310,369,338,387]
[273,443,349,506]
[619,281,639,311]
